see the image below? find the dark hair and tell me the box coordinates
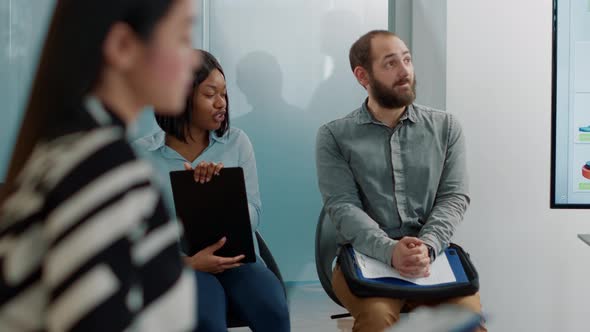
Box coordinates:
[1,0,178,202]
[155,50,229,142]
[349,30,397,73]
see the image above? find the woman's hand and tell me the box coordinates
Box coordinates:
[183,237,245,273]
[184,161,224,183]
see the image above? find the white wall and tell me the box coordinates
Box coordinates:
[447,0,590,331]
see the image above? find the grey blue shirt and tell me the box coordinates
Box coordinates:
[133,127,261,246]
[316,101,470,265]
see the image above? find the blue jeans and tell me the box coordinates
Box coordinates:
[194,259,290,332]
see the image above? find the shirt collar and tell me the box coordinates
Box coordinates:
[142,129,229,154]
[357,99,419,125]
[405,104,418,123]
[210,130,229,144]
[357,99,376,125]
[84,96,127,129]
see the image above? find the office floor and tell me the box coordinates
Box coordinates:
[229,282,354,332]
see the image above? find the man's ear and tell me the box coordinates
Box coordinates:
[353,66,370,90]
[102,22,141,71]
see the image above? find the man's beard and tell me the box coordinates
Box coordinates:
[369,74,417,109]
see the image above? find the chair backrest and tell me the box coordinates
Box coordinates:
[315,206,344,307]
[255,231,285,293]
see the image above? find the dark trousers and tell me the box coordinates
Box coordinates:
[194,259,290,332]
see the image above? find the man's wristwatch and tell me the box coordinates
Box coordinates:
[426,244,435,263]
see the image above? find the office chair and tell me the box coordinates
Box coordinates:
[315,207,352,319]
[315,206,412,321]
[227,230,286,328]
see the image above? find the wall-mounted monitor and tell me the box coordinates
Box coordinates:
[551,0,590,208]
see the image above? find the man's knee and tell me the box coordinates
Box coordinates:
[354,301,401,331]
[448,292,483,314]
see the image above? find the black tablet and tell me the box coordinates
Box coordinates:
[169,167,255,263]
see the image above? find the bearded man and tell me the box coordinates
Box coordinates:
[315,30,486,332]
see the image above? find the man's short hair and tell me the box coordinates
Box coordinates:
[349,30,397,73]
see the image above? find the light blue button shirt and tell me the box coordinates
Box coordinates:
[133,127,262,252]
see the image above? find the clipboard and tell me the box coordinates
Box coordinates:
[338,243,479,300]
[349,247,469,288]
[169,167,256,263]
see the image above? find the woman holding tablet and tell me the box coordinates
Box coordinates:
[135,50,290,332]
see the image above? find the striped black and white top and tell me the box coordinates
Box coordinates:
[0,100,196,332]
